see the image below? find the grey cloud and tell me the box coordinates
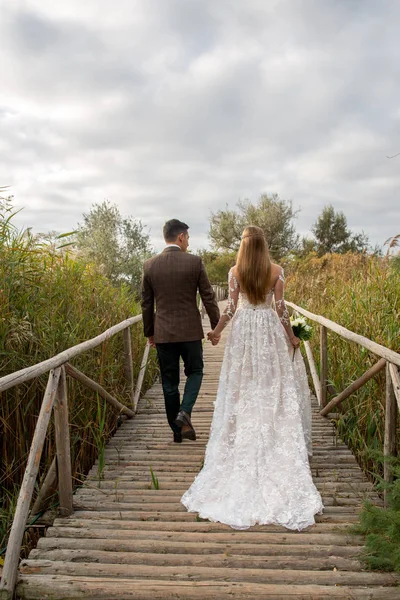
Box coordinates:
[2,0,400,252]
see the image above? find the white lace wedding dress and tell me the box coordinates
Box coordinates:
[181,268,323,531]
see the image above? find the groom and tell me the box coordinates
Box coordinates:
[141,219,220,443]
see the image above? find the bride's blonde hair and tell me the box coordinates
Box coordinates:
[236,226,271,305]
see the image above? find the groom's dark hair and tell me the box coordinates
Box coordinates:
[163,219,189,242]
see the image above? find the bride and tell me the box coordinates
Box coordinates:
[181,226,323,531]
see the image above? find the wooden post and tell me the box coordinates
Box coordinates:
[133,343,150,412]
[384,361,397,508]
[304,341,321,405]
[123,327,135,406]
[320,325,328,409]
[30,456,57,516]
[53,366,73,516]
[0,368,61,600]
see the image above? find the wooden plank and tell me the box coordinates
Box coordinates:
[320,358,386,417]
[67,479,375,491]
[0,368,61,600]
[384,362,397,508]
[44,526,363,546]
[389,362,400,412]
[0,316,142,393]
[133,343,150,412]
[27,548,362,571]
[64,363,134,418]
[123,328,134,407]
[303,341,321,405]
[54,515,366,531]
[286,301,400,367]
[54,366,73,516]
[320,326,328,408]
[35,537,363,557]
[16,576,400,600]
[18,560,400,586]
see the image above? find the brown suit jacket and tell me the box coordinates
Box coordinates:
[141,247,220,343]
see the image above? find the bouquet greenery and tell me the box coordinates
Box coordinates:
[290,315,313,361]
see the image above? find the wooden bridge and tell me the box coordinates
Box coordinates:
[1,296,400,599]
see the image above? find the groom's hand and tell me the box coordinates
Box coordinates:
[207,331,220,346]
[147,336,156,348]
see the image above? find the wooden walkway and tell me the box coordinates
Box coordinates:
[17,316,399,599]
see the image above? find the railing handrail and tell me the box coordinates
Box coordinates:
[286,301,400,368]
[0,286,228,394]
[0,315,142,393]
[286,299,399,510]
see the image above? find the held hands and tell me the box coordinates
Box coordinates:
[207,330,221,346]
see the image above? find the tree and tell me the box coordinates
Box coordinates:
[311,205,369,257]
[75,201,152,292]
[209,194,300,259]
[197,249,236,284]
[296,236,317,259]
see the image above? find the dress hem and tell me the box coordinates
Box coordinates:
[181,498,325,532]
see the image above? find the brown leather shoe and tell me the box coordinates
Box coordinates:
[175,410,191,427]
[175,411,196,440]
[181,423,196,441]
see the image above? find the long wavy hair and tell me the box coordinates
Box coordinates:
[236,226,272,305]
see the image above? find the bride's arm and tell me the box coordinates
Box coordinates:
[274,268,300,347]
[208,268,239,340]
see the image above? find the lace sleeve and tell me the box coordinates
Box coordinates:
[223,268,240,320]
[274,268,290,326]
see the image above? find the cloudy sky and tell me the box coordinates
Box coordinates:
[1,0,399,252]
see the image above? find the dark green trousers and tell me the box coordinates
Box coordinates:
[156,340,203,434]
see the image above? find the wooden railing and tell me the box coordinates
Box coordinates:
[287,301,400,507]
[199,285,226,318]
[0,288,226,599]
[0,315,146,599]
[2,289,397,597]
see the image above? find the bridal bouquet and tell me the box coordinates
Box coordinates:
[290,315,313,342]
[290,315,313,361]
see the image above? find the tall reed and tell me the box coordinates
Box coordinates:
[285,252,400,478]
[0,201,158,555]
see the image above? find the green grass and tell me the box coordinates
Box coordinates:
[149,467,159,490]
